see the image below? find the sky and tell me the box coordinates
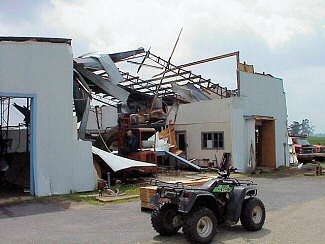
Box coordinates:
[1,0,325,132]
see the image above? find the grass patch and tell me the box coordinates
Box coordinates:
[307,137,325,145]
[112,184,141,195]
[61,193,102,205]
[104,184,141,204]
[60,184,142,205]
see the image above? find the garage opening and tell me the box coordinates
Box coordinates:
[0,96,35,197]
[255,117,276,169]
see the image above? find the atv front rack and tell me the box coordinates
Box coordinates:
[150,179,185,189]
[150,180,185,199]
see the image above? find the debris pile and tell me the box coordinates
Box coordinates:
[70,45,242,185]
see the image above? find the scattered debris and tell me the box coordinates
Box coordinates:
[165,151,201,171]
[302,163,323,176]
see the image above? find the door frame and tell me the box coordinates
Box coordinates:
[255,117,276,168]
[175,130,187,159]
[0,92,37,195]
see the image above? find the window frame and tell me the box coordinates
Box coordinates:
[201,131,224,150]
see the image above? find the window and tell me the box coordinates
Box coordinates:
[202,132,224,149]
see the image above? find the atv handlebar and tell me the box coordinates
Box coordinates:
[213,166,238,178]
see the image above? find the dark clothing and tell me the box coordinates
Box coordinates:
[127,135,139,152]
[121,135,139,156]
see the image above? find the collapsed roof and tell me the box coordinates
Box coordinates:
[72,48,240,117]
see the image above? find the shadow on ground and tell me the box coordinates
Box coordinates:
[0,197,77,219]
[151,224,271,243]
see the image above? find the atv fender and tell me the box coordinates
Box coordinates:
[178,191,218,213]
[226,185,257,223]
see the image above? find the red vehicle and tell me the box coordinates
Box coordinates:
[290,136,314,163]
[312,144,325,161]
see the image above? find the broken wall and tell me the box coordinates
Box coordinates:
[0,40,95,196]
[231,71,288,172]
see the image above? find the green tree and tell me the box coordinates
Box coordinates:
[288,121,301,135]
[301,119,314,137]
[288,119,314,136]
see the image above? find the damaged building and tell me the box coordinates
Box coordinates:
[78,49,288,173]
[0,36,288,196]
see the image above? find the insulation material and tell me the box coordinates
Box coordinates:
[147,132,169,152]
[92,146,156,172]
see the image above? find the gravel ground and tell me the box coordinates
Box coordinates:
[0,176,324,244]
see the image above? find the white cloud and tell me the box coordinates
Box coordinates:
[40,0,324,55]
[1,0,325,131]
[0,18,34,36]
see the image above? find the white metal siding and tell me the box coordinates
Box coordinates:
[0,41,95,196]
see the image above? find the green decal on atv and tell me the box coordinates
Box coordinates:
[213,185,234,193]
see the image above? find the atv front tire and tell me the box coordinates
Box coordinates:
[182,207,217,244]
[240,197,266,231]
[151,202,182,236]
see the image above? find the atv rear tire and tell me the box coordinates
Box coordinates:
[240,197,265,231]
[182,207,217,244]
[151,202,182,236]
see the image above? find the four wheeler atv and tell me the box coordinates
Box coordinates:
[150,167,266,243]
